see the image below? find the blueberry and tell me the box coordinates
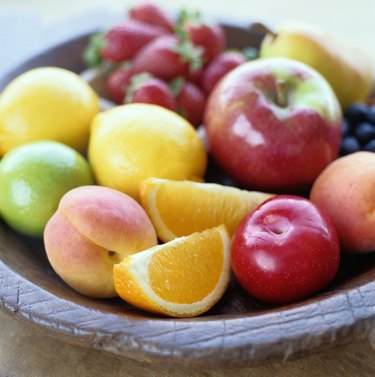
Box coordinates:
[354,122,375,144]
[344,103,368,124]
[367,106,375,125]
[363,139,375,152]
[340,136,361,155]
[341,118,350,135]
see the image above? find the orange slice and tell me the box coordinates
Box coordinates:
[113,225,230,317]
[140,178,274,242]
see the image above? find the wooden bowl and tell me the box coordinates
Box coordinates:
[1,22,375,369]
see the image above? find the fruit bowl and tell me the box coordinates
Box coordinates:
[1,22,375,369]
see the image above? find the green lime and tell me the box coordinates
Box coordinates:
[0,140,94,237]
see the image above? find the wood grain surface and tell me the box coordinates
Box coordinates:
[2,309,375,377]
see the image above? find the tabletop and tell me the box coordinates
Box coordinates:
[1,1,375,376]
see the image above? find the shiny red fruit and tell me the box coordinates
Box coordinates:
[176,81,206,127]
[101,19,167,63]
[106,68,134,104]
[184,22,226,63]
[231,195,340,304]
[129,1,175,33]
[201,50,245,94]
[132,35,190,80]
[204,58,342,193]
[130,77,176,111]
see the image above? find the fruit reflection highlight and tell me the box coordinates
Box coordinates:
[231,195,340,303]
[204,57,342,193]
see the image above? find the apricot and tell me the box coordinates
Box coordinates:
[44,186,158,297]
[310,152,375,253]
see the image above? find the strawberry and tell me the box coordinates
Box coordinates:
[185,67,203,85]
[178,10,226,64]
[101,19,167,63]
[106,67,134,104]
[125,73,176,111]
[201,50,246,94]
[132,35,203,81]
[129,1,175,33]
[171,78,206,127]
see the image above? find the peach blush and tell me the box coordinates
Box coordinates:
[44,185,158,298]
[310,151,375,253]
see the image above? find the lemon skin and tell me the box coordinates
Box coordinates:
[0,67,99,156]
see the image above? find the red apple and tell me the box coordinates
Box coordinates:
[231,195,340,304]
[204,57,343,193]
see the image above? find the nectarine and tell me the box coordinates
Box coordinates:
[310,151,375,253]
[44,185,158,297]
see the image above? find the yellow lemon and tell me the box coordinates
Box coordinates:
[114,225,231,317]
[0,67,99,156]
[89,104,207,201]
[140,178,274,242]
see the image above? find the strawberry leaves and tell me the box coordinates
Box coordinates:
[173,10,204,72]
[125,73,152,104]
[172,40,204,72]
[170,76,185,97]
[83,33,105,67]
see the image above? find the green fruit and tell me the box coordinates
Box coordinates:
[259,22,373,109]
[0,141,94,237]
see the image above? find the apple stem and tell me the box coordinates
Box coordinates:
[276,79,287,108]
[248,22,276,38]
[267,30,277,41]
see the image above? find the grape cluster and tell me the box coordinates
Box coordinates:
[340,103,375,155]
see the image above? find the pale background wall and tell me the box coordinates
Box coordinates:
[2,0,374,80]
[1,0,374,58]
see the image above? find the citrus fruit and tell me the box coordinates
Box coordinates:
[0,140,94,237]
[88,103,207,201]
[113,225,230,317]
[140,178,274,242]
[0,67,99,156]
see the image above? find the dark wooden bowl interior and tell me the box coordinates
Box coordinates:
[1,22,375,369]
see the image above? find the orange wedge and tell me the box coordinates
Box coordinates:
[113,225,230,317]
[140,178,274,242]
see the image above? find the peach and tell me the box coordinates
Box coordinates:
[44,185,158,297]
[310,151,375,253]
